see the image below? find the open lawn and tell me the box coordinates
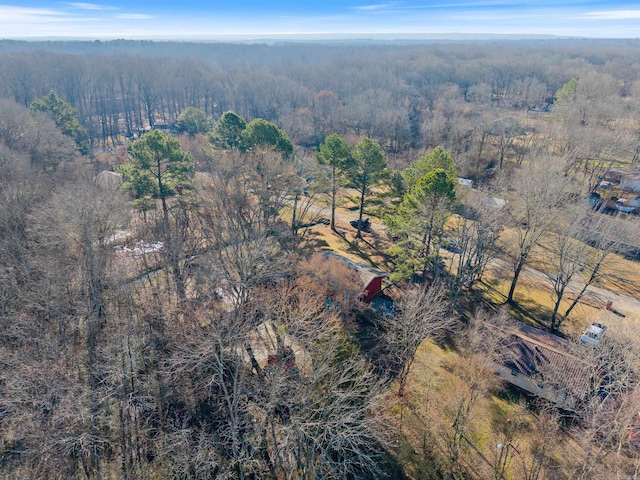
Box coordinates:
[384,340,585,480]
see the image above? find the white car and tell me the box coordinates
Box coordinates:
[580,322,607,346]
[615,198,636,213]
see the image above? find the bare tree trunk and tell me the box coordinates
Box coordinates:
[331,164,337,231]
[549,288,564,332]
[356,179,367,239]
[157,157,187,303]
[563,262,601,319]
[507,254,526,305]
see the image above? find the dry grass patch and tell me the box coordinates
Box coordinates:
[384,339,562,479]
[383,337,596,479]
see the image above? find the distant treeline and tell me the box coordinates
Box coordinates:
[0,39,639,158]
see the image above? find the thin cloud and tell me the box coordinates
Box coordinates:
[580,10,640,20]
[0,6,66,21]
[417,0,581,6]
[67,2,115,10]
[353,3,396,11]
[0,5,69,24]
[114,13,153,20]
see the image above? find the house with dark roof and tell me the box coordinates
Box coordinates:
[491,324,590,411]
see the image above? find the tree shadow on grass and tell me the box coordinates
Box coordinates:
[347,241,379,267]
[374,445,412,480]
[350,307,388,370]
[332,226,351,244]
[455,286,501,321]
[392,434,441,480]
[476,277,508,303]
[465,278,552,330]
[503,297,553,331]
[297,228,329,252]
[346,233,394,271]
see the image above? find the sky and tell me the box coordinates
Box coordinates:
[1,1,640,40]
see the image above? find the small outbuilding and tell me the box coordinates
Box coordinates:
[96,170,123,190]
[604,167,640,193]
[620,176,640,193]
[486,195,507,208]
[322,252,390,302]
[456,177,473,191]
[467,190,507,209]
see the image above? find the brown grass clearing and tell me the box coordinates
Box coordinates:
[383,339,581,480]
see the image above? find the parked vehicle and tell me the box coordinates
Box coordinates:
[588,192,602,210]
[350,218,371,232]
[615,198,636,214]
[580,322,607,346]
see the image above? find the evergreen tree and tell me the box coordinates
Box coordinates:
[211,111,247,150]
[174,107,211,136]
[30,90,89,153]
[316,133,352,231]
[350,137,387,239]
[386,168,456,281]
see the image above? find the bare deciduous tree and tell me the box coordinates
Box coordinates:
[165,272,389,479]
[538,204,593,331]
[503,156,575,305]
[384,282,454,396]
[442,310,506,476]
[445,195,507,304]
[561,212,640,322]
[567,325,640,479]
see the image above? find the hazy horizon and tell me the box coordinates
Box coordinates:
[1,1,640,40]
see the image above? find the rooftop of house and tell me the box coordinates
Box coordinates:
[322,251,389,287]
[494,323,591,402]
